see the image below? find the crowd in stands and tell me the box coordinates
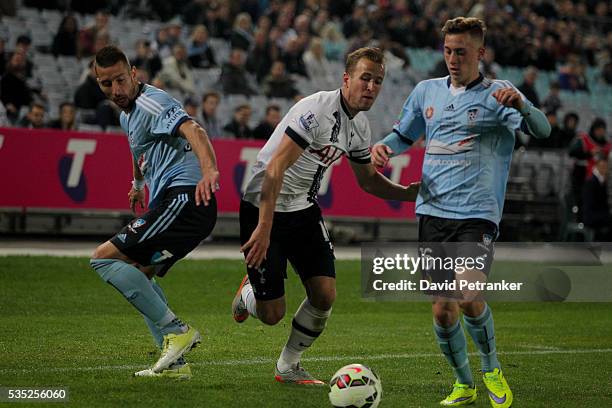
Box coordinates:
[0,0,610,239]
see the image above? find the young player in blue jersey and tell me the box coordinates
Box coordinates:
[89,45,219,379]
[372,18,551,408]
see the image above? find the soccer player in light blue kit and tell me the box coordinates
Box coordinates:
[372,18,551,407]
[89,46,219,379]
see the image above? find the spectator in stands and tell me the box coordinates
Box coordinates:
[187,25,217,69]
[342,3,367,39]
[480,48,500,79]
[541,81,562,114]
[560,112,579,146]
[52,14,80,57]
[559,54,589,92]
[530,110,562,148]
[282,37,308,78]
[321,23,346,62]
[132,40,162,80]
[79,10,110,57]
[518,66,540,108]
[569,118,611,217]
[183,97,198,119]
[220,48,257,96]
[582,153,611,240]
[14,35,33,78]
[262,61,299,100]
[246,29,280,83]
[204,1,232,39]
[0,98,8,126]
[223,104,252,139]
[603,61,612,85]
[0,38,6,76]
[252,104,281,140]
[0,51,33,122]
[74,60,106,110]
[534,35,557,72]
[303,37,335,90]
[49,102,77,130]
[157,43,196,95]
[17,102,46,129]
[230,12,254,51]
[200,91,222,139]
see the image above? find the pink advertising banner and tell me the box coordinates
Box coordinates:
[0,127,423,219]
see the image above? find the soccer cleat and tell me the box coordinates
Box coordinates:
[152,326,201,373]
[483,368,513,408]
[232,274,250,323]
[440,381,477,406]
[134,363,192,380]
[274,362,325,386]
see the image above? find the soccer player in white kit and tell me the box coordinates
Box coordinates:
[232,47,419,384]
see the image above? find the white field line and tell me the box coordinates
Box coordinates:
[0,348,610,375]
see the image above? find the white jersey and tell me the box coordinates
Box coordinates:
[243,89,372,212]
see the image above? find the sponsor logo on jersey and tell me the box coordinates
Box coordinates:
[426,136,476,155]
[117,233,127,243]
[444,103,455,111]
[299,111,319,132]
[165,104,184,123]
[425,106,434,119]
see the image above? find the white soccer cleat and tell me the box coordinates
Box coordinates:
[152,326,201,373]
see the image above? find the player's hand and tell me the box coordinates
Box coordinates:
[492,87,524,112]
[128,188,145,214]
[371,143,393,168]
[404,181,420,201]
[240,224,271,269]
[196,166,220,206]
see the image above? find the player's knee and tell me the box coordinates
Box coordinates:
[309,291,336,311]
[258,305,285,325]
[433,303,459,327]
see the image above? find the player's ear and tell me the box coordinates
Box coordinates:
[342,71,350,88]
[478,47,485,61]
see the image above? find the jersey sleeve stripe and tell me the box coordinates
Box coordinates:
[393,128,415,144]
[285,126,310,149]
[139,94,164,112]
[347,156,371,164]
[170,115,190,137]
[136,99,160,116]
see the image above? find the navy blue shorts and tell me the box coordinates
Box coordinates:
[111,186,217,277]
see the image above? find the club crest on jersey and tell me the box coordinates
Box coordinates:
[425,106,434,119]
[467,108,479,122]
[299,111,319,132]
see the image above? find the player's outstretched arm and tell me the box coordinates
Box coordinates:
[241,134,304,268]
[178,119,220,206]
[372,131,415,167]
[349,160,419,201]
[492,87,551,139]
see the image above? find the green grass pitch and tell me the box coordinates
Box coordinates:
[1,256,611,407]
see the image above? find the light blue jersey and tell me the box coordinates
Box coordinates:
[120,84,200,208]
[392,75,532,225]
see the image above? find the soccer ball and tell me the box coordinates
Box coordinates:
[328,364,382,408]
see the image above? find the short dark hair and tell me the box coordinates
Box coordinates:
[95,45,130,70]
[345,47,385,75]
[59,102,75,111]
[441,17,486,45]
[202,91,220,103]
[235,104,251,113]
[266,104,281,114]
[16,35,32,45]
[30,102,45,111]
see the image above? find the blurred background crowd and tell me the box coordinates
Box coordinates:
[0,0,610,239]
